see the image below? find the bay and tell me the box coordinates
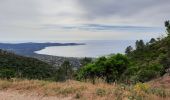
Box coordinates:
[35,40,136,57]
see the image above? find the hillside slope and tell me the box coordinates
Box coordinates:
[123,22,170,83]
[0,49,55,80]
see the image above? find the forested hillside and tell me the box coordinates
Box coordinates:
[0,49,55,80]
[124,21,170,82]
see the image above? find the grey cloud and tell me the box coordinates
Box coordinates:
[0,0,40,26]
[41,24,163,32]
[77,0,170,22]
[0,0,168,41]
[1,0,169,26]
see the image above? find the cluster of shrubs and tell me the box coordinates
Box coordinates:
[76,54,130,84]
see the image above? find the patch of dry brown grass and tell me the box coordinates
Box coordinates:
[0,79,170,100]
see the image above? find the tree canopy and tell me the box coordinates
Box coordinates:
[77,54,130,83]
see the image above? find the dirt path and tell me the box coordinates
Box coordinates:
[0,90,72,100]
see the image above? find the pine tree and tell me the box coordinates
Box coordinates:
[149,38,156,44]
[135,40,145,50]
[165,21,170,69]
[61,60,73,80]
[165,21,170,35]
[125,46,133,55]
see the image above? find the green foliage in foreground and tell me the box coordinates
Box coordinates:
[77,54,130,83]
[53,60,74,81]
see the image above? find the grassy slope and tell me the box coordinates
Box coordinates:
[0,78,170,100]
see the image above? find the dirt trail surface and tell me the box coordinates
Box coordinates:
[0,90,72,100]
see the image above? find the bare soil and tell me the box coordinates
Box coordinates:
[0,90,72,100]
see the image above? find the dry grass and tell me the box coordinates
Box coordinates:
[0,78,170,100]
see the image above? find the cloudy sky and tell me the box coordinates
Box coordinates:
[0,0,169,42]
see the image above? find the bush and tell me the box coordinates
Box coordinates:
[77,54,130,83]
[137,70,157,82]
[0,69,15,79]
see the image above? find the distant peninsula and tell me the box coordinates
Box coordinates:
[0,42,85,56]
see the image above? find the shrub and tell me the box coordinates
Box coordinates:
[77,54,130,83]
[0,69,15,79]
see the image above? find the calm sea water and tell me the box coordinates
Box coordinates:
[35,40,136,57]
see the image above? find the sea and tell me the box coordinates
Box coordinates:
[35,40,136,58]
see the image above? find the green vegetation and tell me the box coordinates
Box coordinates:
[77,21,170,84]
[0,49,87,82]
[54,60,74,81]
[123,21,170,83]
[77,54,130,84]
[0,50,55,80]
[0,50,81,81]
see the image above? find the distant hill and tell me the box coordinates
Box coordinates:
[0,42,84,56]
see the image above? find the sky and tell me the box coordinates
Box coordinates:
[0,0,170,42]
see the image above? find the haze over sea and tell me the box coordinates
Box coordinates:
[35,40,136,57]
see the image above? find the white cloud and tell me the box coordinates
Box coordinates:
[0,0,169,42]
